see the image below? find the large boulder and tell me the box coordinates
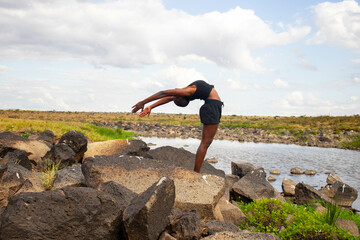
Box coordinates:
[201,220,241,236]
[53,163,86,189]
[165,208,202,240]
[282,178,296,196]
[82,147,226,219]
[231,161,258,178]
[0,187,123,240]
[327,173,343,185]
[320,182,358,208]
[37,130,56,145]
[42,143,76,169]
[231,168,282,203]
[58,130,87,163]
[214,198,246,225]
[0,149,32,171]
[0,131,50,165]
[84,139,129,158]
[123,177,175,240]
[295,182,333,205]
[0,163,41,208]
[99,181,138,211]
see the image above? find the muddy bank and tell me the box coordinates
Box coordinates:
[95,121,360,150]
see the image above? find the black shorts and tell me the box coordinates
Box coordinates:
[199,99,224,124]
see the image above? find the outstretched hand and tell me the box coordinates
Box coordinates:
[139,106,151,117]
[132,102,144,113]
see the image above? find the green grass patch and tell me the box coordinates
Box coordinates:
[41,160,61,190]
[0,117,134,142]
[342,136,360,148]
[237,198,359,239]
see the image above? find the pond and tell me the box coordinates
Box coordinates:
[141,137,360,210]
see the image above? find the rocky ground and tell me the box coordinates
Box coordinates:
[0,130,359,239]
[93,121,360,150]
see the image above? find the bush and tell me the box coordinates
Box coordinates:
[237,198,358,240]
[41,160,61,190]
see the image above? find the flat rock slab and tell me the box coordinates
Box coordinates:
[84,139,129,159]
[82,148,226,218]
[0,187,123,240]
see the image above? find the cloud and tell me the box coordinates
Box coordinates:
[0,65,12,75]
[354,77,360,83]
[297,59,318,71]
[308,0,360,49]
[273,78,289,88]
[226,79,249,91]
[155,65,206,88]
[351,96,359,101]
[0,0,310,71]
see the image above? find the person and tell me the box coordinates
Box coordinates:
[132,80,223,173]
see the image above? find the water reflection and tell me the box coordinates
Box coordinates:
[141,137,360,210]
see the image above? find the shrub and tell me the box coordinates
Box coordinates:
[41,160,61,190]
[237,198,357,240]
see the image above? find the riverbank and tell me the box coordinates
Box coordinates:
[107,121,360,151]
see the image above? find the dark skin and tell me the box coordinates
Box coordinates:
[132,84,221,173]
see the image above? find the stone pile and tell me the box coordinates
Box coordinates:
[0,130,358,239]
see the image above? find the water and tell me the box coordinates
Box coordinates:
[141,137,360,210]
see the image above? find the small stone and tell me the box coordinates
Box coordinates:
[206,158,218,163]
[290,168,304,174]
[304,170,316,175]
[268,176,276,181]
[269,169,280,175]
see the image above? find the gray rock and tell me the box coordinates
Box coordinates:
[201,220,241,236]
[37,130,56,145]
[166,208,202,240]
[231,161,258,178]
[42,143,76,169]
[0,187,123,240]
[123,139,150,156]
[123,177,175,240]
[53,163,86,189]
[331,182,358,208]
[232,168,279,203]
[58,130,87,163]
[282,178,296,196]
[295,182,333,205]
[1,149,32,171]
[335,218,359,237]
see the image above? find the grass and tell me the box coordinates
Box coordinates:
[0,117,134,142]
[237,198,359,240]
[41,160,61,190]
[343,136,360,148]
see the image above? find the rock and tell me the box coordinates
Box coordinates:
[42,143,76,169]
[224,174,240,200]
[231,161,257,178]
[327,173,343,185]
[165,208,202,240]
[0,187,123,240]
[282,178,296,196]
[269,169,280,175]
[146,146,224,177]
[295,182,333,205]
[0,131,50,165]
[304,169,316,175]
[232,168,282,203]
[331,182,358,208]
[290,168,303,174]
[123,177,175,240]
[206,158,218,163]
[98,181,138,211]
[159,232,177,240]
[201,231,280,240]
[1,149,32,171]
[82,152,226,219]
[84,139,129,158]
[0,163,41,208]
[311,202,327,214]
[58,130,87,163]
[123,139,150,156]
[335,218,359,237]
[53,163,85,189]
[37,130,56,145]
[215,198,246,224]
[268,176,276,181]
[201,220,241,236]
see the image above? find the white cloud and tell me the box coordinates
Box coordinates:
[226,79,248,91]
[155,65,206,88]
[0,65,12,75]
[354,77,360,83]
[286,91,304,106]
[351,96,359,101]
[297,59,318,71]
[308,0,360,49]
[0,0,310,71]
[273,78,289,88]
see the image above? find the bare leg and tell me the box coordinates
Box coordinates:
[194,124,219,173]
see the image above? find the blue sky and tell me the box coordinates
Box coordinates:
[0,0,359,116]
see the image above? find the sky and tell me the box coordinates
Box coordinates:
[0,0,359,116]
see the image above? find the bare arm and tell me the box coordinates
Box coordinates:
[132,87,195,113]
[139,96,174,117]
